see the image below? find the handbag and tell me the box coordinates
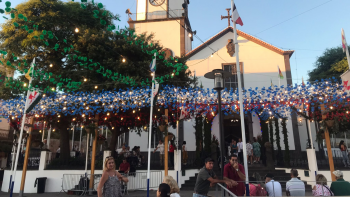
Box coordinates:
[322,185,333,196]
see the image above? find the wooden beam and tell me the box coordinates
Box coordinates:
[89,114,99,191]
[164,109,168,176]
[19,117,34,195]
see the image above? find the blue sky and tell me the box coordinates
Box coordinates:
[2,0,349,84]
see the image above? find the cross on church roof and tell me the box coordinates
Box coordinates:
[221,8,232,27]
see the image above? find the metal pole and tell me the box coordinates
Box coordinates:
[10,94,31,196]
[9,128,17,191]
[231,0,249,194]
[71,125,75,151]
[147,52,156,197]
[79,125,82,152]
[47,125,52,148]
[217,90,226,178]
[85,131,89,172]
[41,121,46,142]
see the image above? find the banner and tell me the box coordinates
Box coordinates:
[341,70,350,95]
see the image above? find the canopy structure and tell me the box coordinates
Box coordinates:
[1,78,347,124]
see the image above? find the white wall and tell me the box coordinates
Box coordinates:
[183,119,196,151]
[252,112,261,138]
[297,116,319,151]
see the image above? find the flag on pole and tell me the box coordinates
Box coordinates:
[179,107,189,120]
[342,28,347,53]
[25,59,42,113]
[278,66,284,79]
[25,66,34,81]
[232,4,243,26]
[149,58,156,72]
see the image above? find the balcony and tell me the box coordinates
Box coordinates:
[128,9,185,21]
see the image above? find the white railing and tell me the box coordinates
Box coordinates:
[216,183,238,197]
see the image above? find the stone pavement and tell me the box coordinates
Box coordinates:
[0,190,314,197]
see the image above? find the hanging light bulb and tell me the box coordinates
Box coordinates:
[188,33,192,38]
[23,83,27,87]
[75,28,79,33]
[122,58,126,63]
[84,78,87,82]
[211,53,213,58]
[95,86,98,89]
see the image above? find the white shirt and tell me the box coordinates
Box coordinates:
[265,180,283,197]
[56,148,60,153]
[237,142,243,152]
[170,193,180,197]
[182,145,187,151]
[157,143,165,154]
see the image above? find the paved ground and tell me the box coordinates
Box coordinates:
[1,190,314,197]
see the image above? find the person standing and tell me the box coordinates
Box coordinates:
[312,174,333,196]
[230,140,238,155]
[169,141,175,168]
[237,138,243,164]
[193,158,233,197]
[286,169,305,196]
[246,140,253,165]
[339,141,350,167]
[153,140,165,166]
[182,141,188,165]
[252,137,261,163]
[118,158,130,174]
[330,170,350,196]
[97,156,128,197]
[223,154,245,196]
[56,146,60,158]
[265,173,282,197]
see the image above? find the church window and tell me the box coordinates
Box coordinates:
[222,63,244,91]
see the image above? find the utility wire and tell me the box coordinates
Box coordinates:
[254,0,335,35]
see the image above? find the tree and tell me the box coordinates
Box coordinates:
[0,0,193,161]
[274,117,283,166]
[308,46,348,82]
[194,116,203,166]
[268,119,275,161]
[281,119,290,167]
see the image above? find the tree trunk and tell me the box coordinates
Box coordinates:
[57,116,71,161]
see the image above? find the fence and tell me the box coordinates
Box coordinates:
[62,171,162,193]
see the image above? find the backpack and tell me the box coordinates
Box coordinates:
[255,184,267,196]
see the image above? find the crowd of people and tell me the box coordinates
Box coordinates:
[231,137,261,165]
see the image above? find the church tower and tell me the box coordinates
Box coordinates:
[128,0,193,57]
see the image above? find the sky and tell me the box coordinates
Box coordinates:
[1,0,349,84]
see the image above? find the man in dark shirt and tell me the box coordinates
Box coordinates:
[118,158,130,174]
[223,154,245,196]
[193,158,233,197]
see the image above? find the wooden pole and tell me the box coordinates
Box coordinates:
[89,114,99,193]
[320,104,336,181]
[19,117,34,196]
[164,109,168,176]
[324,128,336,181]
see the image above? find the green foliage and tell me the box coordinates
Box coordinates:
[281,119,290,167]
[260,118,269,144]
[268,119,274,160]
[203,117,212,154]
[194,116,203,162]
[308,46,348,82]
[274,118,281,152]
[0,0,193,99]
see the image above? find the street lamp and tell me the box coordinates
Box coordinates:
[204,69,232,176]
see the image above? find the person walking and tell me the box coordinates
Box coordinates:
[193,158,233,197]
[286,169,305,196]
[246,140,253,164]
[265,173,282,197]
[330,170,350,196]
[339,141,350,167]
[169,141,175,168]
[97,156,128,197]
[312,174,333,196]
[182,141,188,165]
[237,138,243,164]
[252,137,261,163]
[223,154,245,196]
[157,183,171,197]
[153,140,165,166]
[163,176,181,197]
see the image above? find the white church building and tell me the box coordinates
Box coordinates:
[126,0,318,158]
